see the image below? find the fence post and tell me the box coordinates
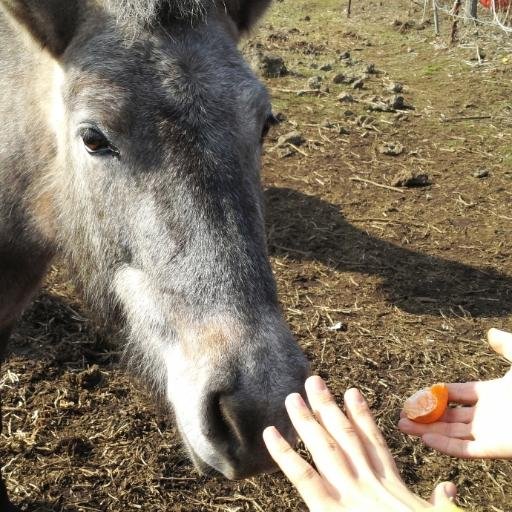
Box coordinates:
[451,0,462,42]
[465,0,478,19]
[422,0,429,21]
[433,0,440,33]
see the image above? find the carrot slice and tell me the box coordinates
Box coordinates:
[403,383,449,424]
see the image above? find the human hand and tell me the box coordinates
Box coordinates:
[399,328,512,459]
[263,376,457,511]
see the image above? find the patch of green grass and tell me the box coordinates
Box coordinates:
[502,152,512,167]
[262,0,343,30]
[422,63,443,76]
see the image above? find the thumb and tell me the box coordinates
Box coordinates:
[487,328,512,362]
[430,481,457,507]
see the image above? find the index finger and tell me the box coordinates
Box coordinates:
[344,388,402,482]
[445,382,480,405]
[263,426,333,508]
[284,393,353,485]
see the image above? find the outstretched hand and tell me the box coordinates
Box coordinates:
[263,376,457,512]
[399,328,512,459]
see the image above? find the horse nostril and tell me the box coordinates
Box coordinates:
[204,391,240,448]
[205,392,224,440]
[204,389,261,468]
[201,357,308,478]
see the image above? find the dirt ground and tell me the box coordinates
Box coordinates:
[2,1,512,511]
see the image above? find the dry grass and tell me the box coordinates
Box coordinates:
[2,0,512,510]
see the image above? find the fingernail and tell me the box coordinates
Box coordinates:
[288,393,306,408]
[398,419,415,434]
[264,426,282,441]
[422,433,436,445]
[308,376,327,391]
[487,328,506,343]
[442,482,457,500]
[348,388,364,403]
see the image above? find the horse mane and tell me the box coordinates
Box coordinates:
[104,0,271,31]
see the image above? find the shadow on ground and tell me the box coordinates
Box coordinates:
[265,187,512,317]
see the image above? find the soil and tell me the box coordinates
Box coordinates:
[2,0,512,510]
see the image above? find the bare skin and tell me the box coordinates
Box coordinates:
[263,376,457,512]
[399,328,512,459]
[263,328,512,511]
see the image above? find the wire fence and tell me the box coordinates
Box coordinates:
[412,0,512,42]
[411,0,512,56]
[422,0,512,36]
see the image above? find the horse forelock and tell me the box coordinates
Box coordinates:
[102,0,271,31]
[103,0,216,27]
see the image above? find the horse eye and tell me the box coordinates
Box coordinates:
[80,127,118,156]
[261,113,279,142]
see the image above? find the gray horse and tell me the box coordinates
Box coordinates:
[0,0,309,507]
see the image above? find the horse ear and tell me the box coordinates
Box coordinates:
[0,0,80,56]
[224,0,271,33]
